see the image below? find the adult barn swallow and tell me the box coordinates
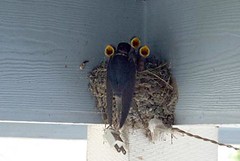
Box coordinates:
[105,37,150,129]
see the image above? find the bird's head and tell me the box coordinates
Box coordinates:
[116,42,131,56]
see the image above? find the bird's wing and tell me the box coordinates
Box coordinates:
[119,62,136,128]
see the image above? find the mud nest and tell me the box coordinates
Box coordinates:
[88,56,178,130]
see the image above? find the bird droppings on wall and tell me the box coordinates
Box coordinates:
[88,56,178,139]
[79,60,90,70]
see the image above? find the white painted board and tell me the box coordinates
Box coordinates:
[87,125,218,161]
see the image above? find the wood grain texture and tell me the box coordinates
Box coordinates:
[146,0,240,124]
[1,0,239,126]
[0,0,144,123]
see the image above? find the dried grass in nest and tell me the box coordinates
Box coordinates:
[88,57,178,133]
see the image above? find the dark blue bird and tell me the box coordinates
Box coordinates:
[106,42,136,129]
[105,38,150,129]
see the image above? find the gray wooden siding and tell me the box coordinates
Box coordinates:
[0,0,143,124]
[0,122,87,139]
[146,0,240,124]
[0,0,240,126]
[219,127,240,144]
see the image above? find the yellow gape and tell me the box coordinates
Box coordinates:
[139,45,150,58]
[130,37,141,49]
[104,45,115,57]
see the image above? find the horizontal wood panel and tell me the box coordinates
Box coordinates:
[219,127,240,144]
[146,0,240,124]
[0,0,143,123]
[0,122,87,139]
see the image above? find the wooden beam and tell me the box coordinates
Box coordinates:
[0,122,87,139]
